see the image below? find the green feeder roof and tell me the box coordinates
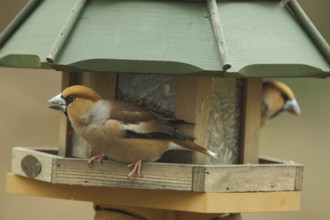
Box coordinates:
[0,0,329,77]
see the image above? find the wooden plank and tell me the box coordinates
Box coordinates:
[81,72,117,100]
[11,147,60,182]
[64,72,90,158]
[52,158,193,191]
[6,173,302,213]
[204,164,300,192]
[194,77,213,159]
[169,77,199,164]
[60,72,96,157]
[175,76,212,165]
[11,147,303,192]
[58,72,71,157]
[240,78,262,164]
[295,166,304,191]
[174,77,243,166]
[51,158,303,192]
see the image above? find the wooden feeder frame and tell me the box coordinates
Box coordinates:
[7,75,303,219]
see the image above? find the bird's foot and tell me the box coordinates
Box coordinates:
[127,160,143,179]
[88,154,108,167]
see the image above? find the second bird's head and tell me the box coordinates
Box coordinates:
[261,81,301,127]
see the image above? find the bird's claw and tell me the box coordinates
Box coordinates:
[88,154,108,167]
[127,160,143,179]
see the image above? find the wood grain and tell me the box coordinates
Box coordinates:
[175,76,212,165]
[240,78,262,164]
[12,147,303,193]
[11,147,60,182]
[6,173,302,213]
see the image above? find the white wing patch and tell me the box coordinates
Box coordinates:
[168,142,191,151]
[123,123,148,134]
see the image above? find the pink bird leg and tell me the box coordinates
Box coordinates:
[127,160,143,178]
[88,154,108,167]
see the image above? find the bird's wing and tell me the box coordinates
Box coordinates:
[109,100,161,124]
[109,100,195,140]
[109,100,162,124]
[124,124,195,140]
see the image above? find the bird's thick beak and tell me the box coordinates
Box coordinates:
[47,94,66,112]
[284,98,301,115]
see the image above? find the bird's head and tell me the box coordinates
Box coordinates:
[262,81,301,121]
[47,85,101,125]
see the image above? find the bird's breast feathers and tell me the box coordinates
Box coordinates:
[69,100,110,132]
[88,100,111,125]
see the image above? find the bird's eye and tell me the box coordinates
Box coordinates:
[66,95,76,103]
[280,92,289,102]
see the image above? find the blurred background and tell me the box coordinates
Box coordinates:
[0,0,329,220]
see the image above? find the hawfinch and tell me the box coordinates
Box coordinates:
[261,81,301,127]
[48,85,217,178]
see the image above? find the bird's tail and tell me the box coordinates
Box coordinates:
[172,140,218,159]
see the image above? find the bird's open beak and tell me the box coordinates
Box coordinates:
[47,94,66,112]
[284,98,301,115]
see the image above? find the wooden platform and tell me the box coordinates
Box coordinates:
[6,174,301,213]
[12,147,303,192]
[7,146,303,213]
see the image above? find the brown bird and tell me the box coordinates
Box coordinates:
[261,81,301,127]
[48,85,217,178]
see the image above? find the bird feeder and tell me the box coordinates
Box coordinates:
[2,0,329,219]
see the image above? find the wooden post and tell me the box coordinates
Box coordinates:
[174,77,243,165]
[58,72,80,157]
[174,76,212,165]
[239,78,262,164]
